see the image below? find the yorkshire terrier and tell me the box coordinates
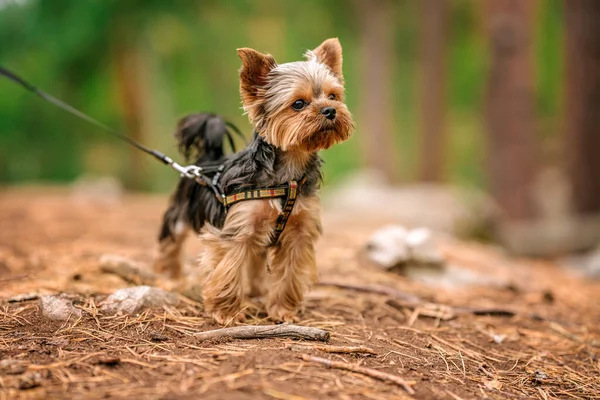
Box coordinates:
[153,38,354,324]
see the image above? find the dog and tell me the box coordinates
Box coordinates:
[153,38,354,324]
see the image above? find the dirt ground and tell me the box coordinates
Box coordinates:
[1,186,599,400]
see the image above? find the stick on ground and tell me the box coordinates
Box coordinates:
[287,344,377,355]
[300,354,415,394]
[194,325,330,342]
[99,255,157,286]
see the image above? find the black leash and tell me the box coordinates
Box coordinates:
[0,65,208,179]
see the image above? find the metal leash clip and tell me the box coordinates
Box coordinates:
[180,165,204,179]
[168,161,203,179]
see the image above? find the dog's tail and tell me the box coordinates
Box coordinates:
[174,113,244,163]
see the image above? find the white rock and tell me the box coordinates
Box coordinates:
[406,228,445,264]
[365,225,445,269]
[40,295,82,321]
[562,246,600,279]
[101,286,178,314]
[365,225,410,269]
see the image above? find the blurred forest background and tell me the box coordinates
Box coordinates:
[0,0,598,254]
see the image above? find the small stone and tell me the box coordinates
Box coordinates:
[39,295,82,321]
[364,225,446,269]
[532,369,548,385]
[0,359,27,375]
[18,371,43,390]
[149,331,169,342]
[492,334,506,344]
[406,228,445,265]
[365,225,410,269]
[101,286,178,315]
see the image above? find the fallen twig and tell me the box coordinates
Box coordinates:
[99,255,157,286]
[300,354,415,394]
[194,324,330,342]
[321,281,520,322]
[286,344,377,355]
[387,299,518,320]
[7,293,39,303]
[318,281,421,303]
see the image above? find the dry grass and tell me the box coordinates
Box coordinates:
[1,186,599,399]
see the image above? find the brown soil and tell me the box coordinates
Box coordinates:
[1,186,599,400]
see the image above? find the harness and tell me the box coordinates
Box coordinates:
[0,65,301,246]
[189,164,305,246]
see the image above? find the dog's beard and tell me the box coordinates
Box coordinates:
[262,106,354,153]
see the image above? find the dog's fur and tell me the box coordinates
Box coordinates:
[154,38,354,324]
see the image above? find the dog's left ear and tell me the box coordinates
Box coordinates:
[307,38,343,81]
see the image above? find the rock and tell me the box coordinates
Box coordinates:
[39,295,82,321]
[406,228,445,265]
[101,286,178,315]
[365,226,410,268]
[0,359,27,375]
[561,246,600,279]
[18,371,43,390]
[364,225,445,269]
[584,249,600,278]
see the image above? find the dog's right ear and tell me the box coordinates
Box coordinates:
[237,48,277,107]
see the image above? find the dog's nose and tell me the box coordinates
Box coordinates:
[320,106,336,120]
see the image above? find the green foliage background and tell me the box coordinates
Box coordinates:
[0,0,562,192]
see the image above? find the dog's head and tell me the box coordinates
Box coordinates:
[237,38,354,153]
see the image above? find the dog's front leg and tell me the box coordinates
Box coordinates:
[266,197,322,322]
[200,201,272,325]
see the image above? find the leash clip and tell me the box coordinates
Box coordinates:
[173,164,203,179]
[182,165,203,179]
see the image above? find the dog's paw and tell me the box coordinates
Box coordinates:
[211,310,246,326]
[266,305,299,323]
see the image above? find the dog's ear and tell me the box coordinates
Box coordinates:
[307,38,343,82]
[237,48,277,106]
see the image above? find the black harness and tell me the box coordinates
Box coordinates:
[0,65,302,246]
[191,163,305,246]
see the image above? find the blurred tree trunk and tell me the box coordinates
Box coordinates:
[418,0,449,182]
[112,25,146,190]
[564,0,600,215]
[355,0,397,182]
[484,0,537,221]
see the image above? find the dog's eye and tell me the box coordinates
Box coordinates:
[328,94,336,100]
[291,100,306,111]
